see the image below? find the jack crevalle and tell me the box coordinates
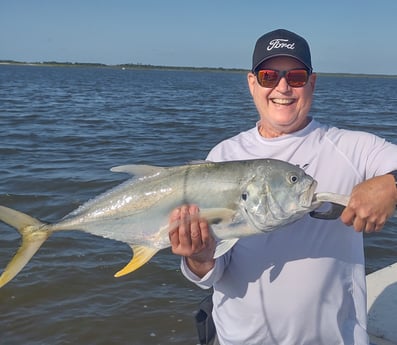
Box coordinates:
[0,159,322,288]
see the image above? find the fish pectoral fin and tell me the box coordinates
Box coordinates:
[214,239,239,259]
[0,205,50,288]
[200,208,236,225]
[114,245,159,278]
[167,208,236,234]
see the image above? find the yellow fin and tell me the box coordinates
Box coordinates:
[0,205,50,288]
[114,245,159,278]
[0,235,48,288]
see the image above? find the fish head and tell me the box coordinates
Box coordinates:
[239,161,317,232]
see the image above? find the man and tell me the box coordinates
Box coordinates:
[169,29,397,344]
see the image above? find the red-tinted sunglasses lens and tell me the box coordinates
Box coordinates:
[256,70,279,88]
[256,69,310,88]
[286,69,310,87]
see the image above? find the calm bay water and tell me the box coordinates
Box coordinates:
[0,65,396,344]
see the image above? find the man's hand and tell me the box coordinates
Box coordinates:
[169,205,216,277]
[341,174,397,232]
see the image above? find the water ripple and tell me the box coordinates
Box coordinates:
[0,65,396,344]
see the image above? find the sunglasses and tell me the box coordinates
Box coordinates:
[255,68,311,88]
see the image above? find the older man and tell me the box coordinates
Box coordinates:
[169,29,397,345]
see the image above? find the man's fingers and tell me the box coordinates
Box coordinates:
[168,204,216,259]
[343,209,386,233]
[340,207,354,227]
[177,205,193,248]
[169,207,181,223]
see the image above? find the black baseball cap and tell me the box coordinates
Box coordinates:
[252,29,312,72]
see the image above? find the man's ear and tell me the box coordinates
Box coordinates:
[247,72,256,96]
[309,73,317,91]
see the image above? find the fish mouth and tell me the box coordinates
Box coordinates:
[300,180,318,208]
[311,193,323,208]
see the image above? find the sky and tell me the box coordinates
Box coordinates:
[1,0,397,75]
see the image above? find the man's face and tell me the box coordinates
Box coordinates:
[247,56,317,138]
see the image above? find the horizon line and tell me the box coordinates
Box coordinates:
[1,60,396,78]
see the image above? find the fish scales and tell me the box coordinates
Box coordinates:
[0,159,321,288]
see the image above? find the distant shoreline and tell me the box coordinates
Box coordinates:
[1,60,396,78]
[0,60,246,73]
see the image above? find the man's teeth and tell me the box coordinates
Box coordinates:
[271,98,294,105]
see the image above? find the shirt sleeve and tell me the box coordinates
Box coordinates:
[328,128,397,178]
[180,252,231,289]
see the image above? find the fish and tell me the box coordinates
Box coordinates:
[0,159,323,288]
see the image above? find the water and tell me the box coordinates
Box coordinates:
[0,65,396,344]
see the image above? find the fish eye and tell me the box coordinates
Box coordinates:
[241,192,248,201]
[289,174,299,184]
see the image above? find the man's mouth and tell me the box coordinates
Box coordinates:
[271,98,295,105]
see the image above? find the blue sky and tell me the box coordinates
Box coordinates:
[1,0,397,75]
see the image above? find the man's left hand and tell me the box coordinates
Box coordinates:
[341,174,397,232]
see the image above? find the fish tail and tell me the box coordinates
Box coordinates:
[0,205,51,288]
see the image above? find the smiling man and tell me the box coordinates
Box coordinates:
[248,30,316,138]
[169,29,397,345]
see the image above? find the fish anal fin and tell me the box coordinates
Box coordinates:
[114,245,159,278]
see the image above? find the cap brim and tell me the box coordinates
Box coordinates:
[253,54,312,72]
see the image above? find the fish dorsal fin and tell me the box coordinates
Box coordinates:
[214,239,239,258]
[110,165,165,177]
[114,245,159,278]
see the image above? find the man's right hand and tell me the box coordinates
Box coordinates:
[169,205,216,278]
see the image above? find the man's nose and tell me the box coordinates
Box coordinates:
[275,76,290,92]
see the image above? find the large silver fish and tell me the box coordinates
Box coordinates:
[0,159,327,288]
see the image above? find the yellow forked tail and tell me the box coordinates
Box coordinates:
[0,205,51,288]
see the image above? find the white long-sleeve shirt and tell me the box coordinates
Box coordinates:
[181,119,397,345]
